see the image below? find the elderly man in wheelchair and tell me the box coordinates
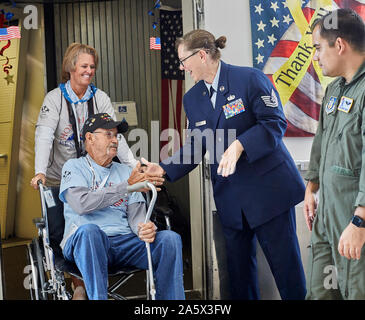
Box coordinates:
[52,112,185,300]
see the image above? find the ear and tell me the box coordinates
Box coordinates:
[85,132,94,144]
[336,37,347,55]
[199,49,208,63]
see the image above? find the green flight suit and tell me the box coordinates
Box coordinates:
[305,61,365,300]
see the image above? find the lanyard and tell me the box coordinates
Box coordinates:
[85,154,111,191]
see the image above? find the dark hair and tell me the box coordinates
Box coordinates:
[175,29,226,61]
[311,8,365,53]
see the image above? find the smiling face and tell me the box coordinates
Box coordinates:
[312,26,342,78]
[178,44,206,83]
[70,53,96,89]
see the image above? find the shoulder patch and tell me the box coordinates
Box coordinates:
[261,89,278,108]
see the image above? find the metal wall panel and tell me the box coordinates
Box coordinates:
[53,0,161,137]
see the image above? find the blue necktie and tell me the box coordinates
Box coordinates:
[209,86,215,99]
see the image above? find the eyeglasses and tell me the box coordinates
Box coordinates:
[92,131,120,140]
[179,50,200,67]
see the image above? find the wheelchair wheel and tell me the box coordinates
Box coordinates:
[26,239,48,300]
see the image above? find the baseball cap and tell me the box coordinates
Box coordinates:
[82,113,128,137]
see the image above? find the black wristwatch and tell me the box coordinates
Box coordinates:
[351,215,365,228]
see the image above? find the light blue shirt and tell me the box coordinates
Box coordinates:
[59,156,145,248]
[204,61,221,109]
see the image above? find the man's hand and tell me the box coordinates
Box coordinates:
[138,221,157,243]
[338,207,365,260]
[303,181,319,231]
[128,162,164,192]
[30,173,46,190]
[217,139,244,177]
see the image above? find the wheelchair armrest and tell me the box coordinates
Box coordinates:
[33,217,45,230]
[154,205,173,217]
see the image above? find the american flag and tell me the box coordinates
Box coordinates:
[250,0,364,137]
[150,37,161,50]
[159,9,185,160]
[0,26,20,41]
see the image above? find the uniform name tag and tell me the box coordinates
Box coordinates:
[195,120,206,127]
[325,96,337,114]
[338,96,354,113]
[222,98,245,119]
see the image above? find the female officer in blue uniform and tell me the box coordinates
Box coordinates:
[145,30,306,299]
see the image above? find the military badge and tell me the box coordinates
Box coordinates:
[338,96,354,113]
[222,98,245,119]
[325,96,337,114]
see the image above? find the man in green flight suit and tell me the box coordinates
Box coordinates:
[304,8,365,299]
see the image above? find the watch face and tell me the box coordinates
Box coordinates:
[352,215,365,227]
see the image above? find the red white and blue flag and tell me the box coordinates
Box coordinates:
[150,37,161,50]
[250,0,364,137]
[159,9,185,160]
[0,26,20,41]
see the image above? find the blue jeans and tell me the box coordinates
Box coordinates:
[63,224,185,300]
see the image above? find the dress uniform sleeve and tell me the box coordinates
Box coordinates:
[160,96,205,182]
[236,70,287,163]
[354,95,365,207]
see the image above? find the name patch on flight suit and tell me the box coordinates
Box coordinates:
[222,98,245,119]
[325,96,337,114]
[338,96,354,113]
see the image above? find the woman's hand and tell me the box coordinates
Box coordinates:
[217,140,244,177]
[30,173,46,190]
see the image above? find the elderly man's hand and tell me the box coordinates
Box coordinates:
[138,221,157,243]
[128,162,164,191]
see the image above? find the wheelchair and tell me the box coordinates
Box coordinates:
[25,180,170,300]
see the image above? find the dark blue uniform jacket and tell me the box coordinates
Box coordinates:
[160,61,305,229]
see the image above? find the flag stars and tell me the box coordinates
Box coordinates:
[282,0,288,8]
[257,20,266,32]
[270,16,280,28]
[270,1,279,12]
[283,14,292,24]
[256,54,264,64]
[254,3,264,15]
[255,38,265,49]
[268,34,277,45]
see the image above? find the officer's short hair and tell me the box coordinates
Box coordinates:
[311,8,365,53]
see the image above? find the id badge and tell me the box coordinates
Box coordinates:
[44,189,56,208]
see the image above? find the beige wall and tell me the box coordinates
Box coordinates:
[14,5,45,239]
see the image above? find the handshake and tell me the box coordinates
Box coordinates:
[127,157,166,192]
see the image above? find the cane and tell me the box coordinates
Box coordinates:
[127,181,157,300]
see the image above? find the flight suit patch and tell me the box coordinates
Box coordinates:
[338,96,354,113]
[325,96,337,114]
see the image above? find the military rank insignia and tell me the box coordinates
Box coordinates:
[325,96,337,114]
[222,98,245,119]
[338,96,354,113]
